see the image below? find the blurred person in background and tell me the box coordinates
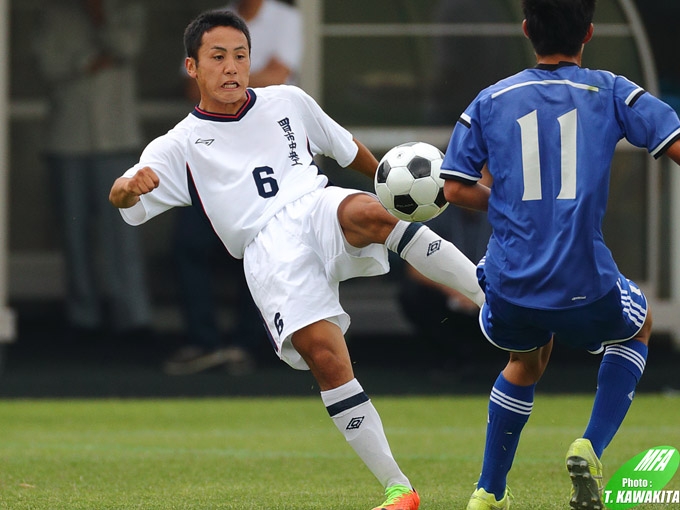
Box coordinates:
[398,170,495,373]
[399,0,519,371]
[424,0,524,125]
[33,0,153,351]
[164,0,303,375]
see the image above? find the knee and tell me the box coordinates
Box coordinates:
[361,198,393,223]
[301,342,338,368]
[291,330,354,390]
[351,197,392,227]
[339,195,396,246]
[292,330,347,373]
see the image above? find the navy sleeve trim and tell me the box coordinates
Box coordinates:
[627,89,646,108]
[654,131,680,159]
[442,173,478,185]
[624,86,645,108]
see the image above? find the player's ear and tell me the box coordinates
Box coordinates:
[583,23,594,44]
[522,19,530,40]
[185,57,197,78]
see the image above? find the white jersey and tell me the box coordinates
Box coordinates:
[120,85,358,258]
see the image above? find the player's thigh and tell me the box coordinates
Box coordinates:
[336,190,397,247]
[313,187,390,282]
[481,275,649,354]
[243,211,348,370]
[479,290,553,352]
[554,276,649,352]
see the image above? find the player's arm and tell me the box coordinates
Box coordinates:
[443,179,490,212]
[443,165,492,212]
[665,138,680,166]
[346,138,380,179]
[109,166,160,209]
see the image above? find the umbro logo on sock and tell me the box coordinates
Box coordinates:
[346,416,365,430]
[195,138,214,145]
[427,240,441,256]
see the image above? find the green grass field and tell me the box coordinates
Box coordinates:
[0,394,678,509]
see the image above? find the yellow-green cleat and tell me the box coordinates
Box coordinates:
[466,486,511,510]
[371,484,420,510]
[566,438,603,510]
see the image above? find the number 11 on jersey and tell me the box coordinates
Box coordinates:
[518,108,578,201]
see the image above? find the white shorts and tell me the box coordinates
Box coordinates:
[243,187,390,370]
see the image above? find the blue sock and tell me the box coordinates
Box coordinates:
[478,373,535,501]
[584,340,647,458]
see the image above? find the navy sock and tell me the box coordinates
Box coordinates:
[478,373,535,501]
[584,340,647,458]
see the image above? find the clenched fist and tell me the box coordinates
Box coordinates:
[109,167,160,209]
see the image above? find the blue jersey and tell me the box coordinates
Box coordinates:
[441,63,680,310]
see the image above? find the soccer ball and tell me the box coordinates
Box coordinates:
[374,142,449,222]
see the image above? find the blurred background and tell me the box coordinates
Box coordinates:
[0,0,679,397]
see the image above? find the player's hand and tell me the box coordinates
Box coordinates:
[109,166,160,209]
[125,167,160,196]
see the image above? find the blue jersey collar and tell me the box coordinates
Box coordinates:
[535,61,580,71]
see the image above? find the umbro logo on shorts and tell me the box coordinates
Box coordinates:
[346,416,364,430]
[427,240,441,256]
[195,138,214,145]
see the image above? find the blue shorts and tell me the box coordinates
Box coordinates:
[479,275,648,354]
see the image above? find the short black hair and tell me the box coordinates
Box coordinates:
[522,0,596,56]
[184,9,252,61]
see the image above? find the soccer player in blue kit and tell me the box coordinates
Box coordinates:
[441,0,680,509]
[109,9,485,510]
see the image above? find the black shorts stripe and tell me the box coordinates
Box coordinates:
[326,392,369,417]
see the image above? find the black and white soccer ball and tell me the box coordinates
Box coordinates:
[374,142,449,222]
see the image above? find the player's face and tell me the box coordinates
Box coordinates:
[187,26,251,115]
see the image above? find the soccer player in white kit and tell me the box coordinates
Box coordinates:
[110,10,483,509]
